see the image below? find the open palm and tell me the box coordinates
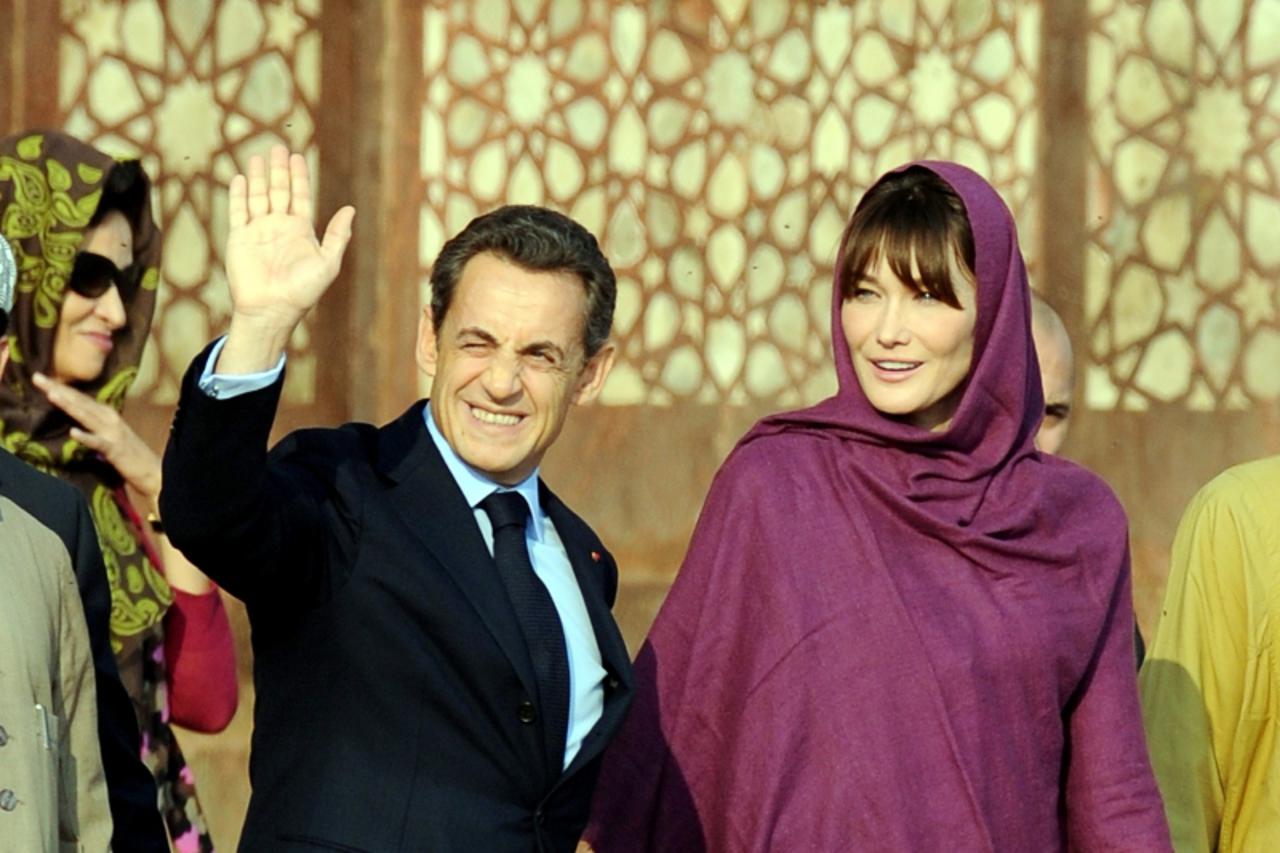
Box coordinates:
[225,145,355,327]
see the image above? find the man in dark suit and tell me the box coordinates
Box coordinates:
[1,235,168,851]
[160,146,633,852]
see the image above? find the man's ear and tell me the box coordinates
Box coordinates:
[415,306,438,379]
[572,342,616,405]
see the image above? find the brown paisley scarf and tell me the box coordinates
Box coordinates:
[0,130,171,650]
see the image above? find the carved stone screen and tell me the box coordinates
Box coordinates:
[59,0,322,406]
[419,0,1042,408]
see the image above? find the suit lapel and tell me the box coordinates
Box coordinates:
[375,403,539,700]
[541,484,634,779]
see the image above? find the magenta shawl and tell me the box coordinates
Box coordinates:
[586,162,1171,851]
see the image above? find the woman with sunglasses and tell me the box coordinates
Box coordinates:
[0,130,237,852]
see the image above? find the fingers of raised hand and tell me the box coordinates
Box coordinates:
[320,205,356,265]
[268,144,292,215]
[246,154,269,218]
[229,174,248,230]
[68,425,107,453]
[289,152,314,222]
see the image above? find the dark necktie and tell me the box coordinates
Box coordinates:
[480,491,570,772]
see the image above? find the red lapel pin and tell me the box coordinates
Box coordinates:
[590,550,602,562]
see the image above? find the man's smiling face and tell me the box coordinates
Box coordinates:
[417,252,614,485]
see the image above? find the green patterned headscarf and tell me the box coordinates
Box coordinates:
[0,130,171,646]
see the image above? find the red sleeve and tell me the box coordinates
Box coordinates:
[165,587,239,733]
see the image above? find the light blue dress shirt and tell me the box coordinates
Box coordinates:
[197,339,607,769]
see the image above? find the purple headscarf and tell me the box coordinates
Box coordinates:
[586,163,1170,851]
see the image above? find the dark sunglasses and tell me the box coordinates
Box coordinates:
[68,251,141,302]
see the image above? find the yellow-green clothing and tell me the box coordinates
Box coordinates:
[1140,455,1280,852]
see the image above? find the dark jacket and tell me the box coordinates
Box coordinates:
[0,448,167,852]
[161,347,634,852]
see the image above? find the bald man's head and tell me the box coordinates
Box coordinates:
[1031,294,1074,455]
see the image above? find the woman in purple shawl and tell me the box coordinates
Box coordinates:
[585,162,1171,851]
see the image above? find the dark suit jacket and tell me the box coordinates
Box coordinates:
[0,448,168,852]
[161,348,634,852]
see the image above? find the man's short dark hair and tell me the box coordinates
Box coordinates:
[429,205,616,358]
[0,309,7,336]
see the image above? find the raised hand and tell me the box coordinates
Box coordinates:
[33,371,163,500]
[220,145,355,373]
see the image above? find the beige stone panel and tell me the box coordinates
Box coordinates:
[1112,265,1163,349]
[1113,137,1167,206]
[241,54,294,123]
[851,31,897,89]
[1243,328,1280,399]
[706,52,755,127]
[448,35,490,88]
[1187,83,1251,178]
[706,316,746,388]
[671,143,707,199]
[606,201,645,268]
[713,0,747,28]
[1186,379,1216,410]
[508,155,545,206]
[971,93,1016,149]
[564,33,608,85]
[1245,191,1280,269]
[808,200,846,268]
[599,361,645,405]
[642,193,678,250]
[919,0,950,28]
[87,57,145,125]
[163,204,211,290]
[444,194,479,236]
[646,30,692,85]
[812,106,850,177]
[909,49,960,127]
[971,30,1014,84]
[643,291,680,351]
[747,245,785,305]
[608,105,647,176]
[1085,363,1121,409]
[1133,331,1194,401]
[1146,0,1194,73]
[852,94,897,150]
[215,0,265,67]
[418,206,444,270]
[470,0,510,43]
[770,188,808,251]
[155,80,223,177]
[707,154,748,219]
[543,139,584,201]
[170,0,214,53]
[648,98,692,150]
[296,31,321,104]
[745,341,787,398]
[956,0,994,41]
[613,276,642,337]
[768,30,811,86]
[1247,0,1280,68]
[768,292,808,343]
[160,298,210,375]
[60,41,87,113]
[773,96,811,149]
[122,0,165,71]
[748,144,786,199]
[812,4,853,76]
[1087,33,1115,111]
[467,139,507,201]
[1114,57,1171,128]
[1141,193,1191,271]
[569,186,605,235]
[669,246,705,302]
[660,345,703,396]
[1195,208,1242,293]
[707,225,746,290]
[879,0,916,42]
[1197,303,1241,391]
[611,5,645,77]
[1198,0,1244,57]
[1232,273,1275,328]
[505,57,551,127]
[565,97,607,149]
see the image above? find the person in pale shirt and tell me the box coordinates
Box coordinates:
[1031,292,1073,455]
[159,147,634,852]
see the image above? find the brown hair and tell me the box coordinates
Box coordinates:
[838,166,976,309]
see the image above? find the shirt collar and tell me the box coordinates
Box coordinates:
[424,402,544,542]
